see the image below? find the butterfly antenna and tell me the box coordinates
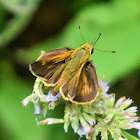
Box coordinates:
[94,48,116,53]
[91,33,101,46]
[91,33,116,53]
[79,26,86,42]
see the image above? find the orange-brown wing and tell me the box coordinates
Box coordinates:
[37,48,72,61]
[60,61,99,104]
[29,48,74,86]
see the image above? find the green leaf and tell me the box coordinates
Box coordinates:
[122,130,139,140]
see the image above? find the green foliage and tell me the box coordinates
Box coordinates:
[122,130,140,140]
[19,0,140,83]
[0,0,41,47]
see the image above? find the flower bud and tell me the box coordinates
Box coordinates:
[125,106,138,113]
[119,98,133,109]
[34,103,41,114]
[115,97,126,108]
[71,114,79,133]
[79,116,91,132]
[70,111,77,121]
[40,118,64,125]
[48,102,55,110]
[42,103,48,117]
[82,112,95,125]
[103,94,115,108]
[77,124,86,136]
[32,95,39,103]
[21,94,35,106]
[64,120,70,133]
[104,113,114,123]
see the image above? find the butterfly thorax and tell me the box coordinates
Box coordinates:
[57,45,92,88]
[62,47,90,76]
[81,42,93,54]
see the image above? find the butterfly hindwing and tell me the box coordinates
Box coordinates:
[73,62,99,104]
[60,61,99,104]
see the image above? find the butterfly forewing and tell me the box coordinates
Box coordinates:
[37,48,71,61]
[29,48,73,86]
[30,61,62,79]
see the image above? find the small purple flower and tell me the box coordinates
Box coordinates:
[40,118,53,125]
[115,96,126,108]
[32,95,39,103]
[48,102,55,110]
[99,79,110,93]
[79,116,91,132]
[44,91,61,102]
[94,99,103,106]
[118,108,124,113]
[21,94,35,106]
[42,104,48,117]
[82,112,95,125]
[138,130,140,138]
[132,122,140,138]
[125,106,138,113]
[125,123,133,129]
[120,98,133,109]
[35,114,40,125]
[70,111,77,120]
[40,118,64,125]
[34,103,41,114]
[103,94,115,108]
[77,123,87,137]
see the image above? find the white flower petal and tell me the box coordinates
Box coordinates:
[115,97,126,108]
[21,94,35,106]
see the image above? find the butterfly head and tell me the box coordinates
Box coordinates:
[81,42,94,54]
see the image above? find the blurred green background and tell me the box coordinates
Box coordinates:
[0,0,140,140]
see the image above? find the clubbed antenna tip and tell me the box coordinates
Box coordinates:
[79,26,86,42]
[111,51,116,53]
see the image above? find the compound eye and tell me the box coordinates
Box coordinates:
[91,49,94,54]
